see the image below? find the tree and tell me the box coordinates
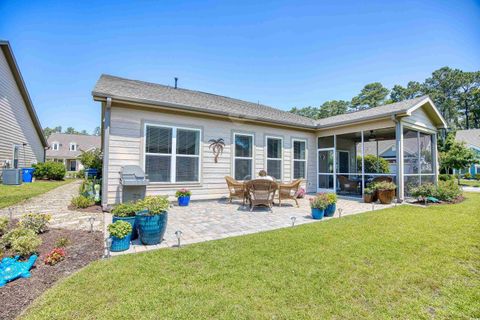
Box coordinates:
[290,106,322,119]
[290,100,350,120]
[78,148,102,170]
[65,127,77,134]
[440,140,478,184]
[43,126,62,138]
[390,81,425,102]
[351,82,389,111]
[456,71,480,129]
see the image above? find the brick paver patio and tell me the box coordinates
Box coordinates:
[107,196,398,256]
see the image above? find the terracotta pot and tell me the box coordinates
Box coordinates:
[364,193,375,203]
[377,189,395,204]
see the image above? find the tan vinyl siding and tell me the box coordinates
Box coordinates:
[402,107,437,131]
[106,105,317,204]
[0,49,44,176]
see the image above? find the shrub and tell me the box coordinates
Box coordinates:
[137,196,170,215]
[357,155,390,174]
[326,193,337,205]
[44,248,66,266]
[33,161,66,180]
[175,188,191,198]
[54,237,70,248]
[476,173,480,180]
[2,227,41,256]
[108,220,132,239]
[309,193,329,209]
[411,183,436,201]
[78,148,102,171]
[464,172,472,179]
[364,187,375,195]
[111,202,140,217]
[71,195,95,209]
[0,217,9,235]
[439,174,454,181]
[433,180,462,201]
[374,181,396,191]
[76,169,85,179]
[19,213,51,234]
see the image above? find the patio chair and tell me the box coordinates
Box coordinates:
[278,179,302,207]
[337,175,360,193]
[245,179,278,212]
[225,176,246,205]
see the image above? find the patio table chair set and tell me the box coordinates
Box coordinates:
[225,176,302,212]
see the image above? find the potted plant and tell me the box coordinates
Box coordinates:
[363,187,376,203]
[324,193,337,217]
[309,194,329,220]
[111,202,140,240]
[135,196,170,245]
[108,220,132,252]
[375,181,397,204]
[175,188,192,206]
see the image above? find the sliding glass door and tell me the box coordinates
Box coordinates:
[317,148,335,192]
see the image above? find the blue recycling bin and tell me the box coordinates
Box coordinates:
[22,168,35,183]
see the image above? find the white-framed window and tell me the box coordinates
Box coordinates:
[51,142,59,151]
[233,133,254,181]
[266,136,283,180]
[292,139,307,179]
[69,143,77,151]
[144,123,201,183]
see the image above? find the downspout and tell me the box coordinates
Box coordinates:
[102,97,112,209]
[392,114,404,202]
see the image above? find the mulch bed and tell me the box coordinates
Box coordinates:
[411,195,465,206]
[0,221,104,320]
[67,204,103,213]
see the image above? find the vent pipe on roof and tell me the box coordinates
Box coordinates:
[174,77,178,89]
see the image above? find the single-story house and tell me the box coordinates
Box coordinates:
[453,129,480,176]
[46,133,101,172]
[92,74,447,207]
[0,40,47,179]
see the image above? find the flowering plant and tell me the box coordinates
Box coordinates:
[175,188,192,198]
[44,248,66,266]
[309,193,329,209]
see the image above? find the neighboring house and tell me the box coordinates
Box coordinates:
[0,40,48,179]
[92,74,447,207]
[454,129,480,176]
[46,133,101,172]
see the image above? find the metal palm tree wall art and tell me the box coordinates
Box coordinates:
[208,138,225,163]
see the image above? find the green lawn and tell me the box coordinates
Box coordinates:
[24,194,480,320]
[0,180,73,209]
[460,179,480,187]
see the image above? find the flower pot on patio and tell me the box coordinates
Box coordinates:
[136,212,168,245]
[311,208,325,220]
[374,181,397,204]
[177,196,190,207]
[111,202,141,240]
[108,220,132,252]
[324,204,336,217]
[113,216,137,240]
[364,193,375,203]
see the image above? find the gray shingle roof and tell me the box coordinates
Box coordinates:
[455,129,480,149]
[316,95,429,127]
[93,74,317,128]
[46,133,100,158]
[92,75,436,130]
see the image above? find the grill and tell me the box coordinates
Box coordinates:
[120,165,149,186]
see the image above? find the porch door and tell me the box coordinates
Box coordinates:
[317,148,335,192]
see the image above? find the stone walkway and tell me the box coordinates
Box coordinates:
[0,180,104,231]
[107,196,398,256]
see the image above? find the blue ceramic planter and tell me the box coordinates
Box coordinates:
[311,208,325,220]
[324,203,336,217]
[110,233,131,252]
[136,211,168,245]
[113,215,138,240]
[178,195,190,206]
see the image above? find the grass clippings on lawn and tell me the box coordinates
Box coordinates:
[0,180,73,209]
[22,194,480,320]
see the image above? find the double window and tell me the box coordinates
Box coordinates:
[145,124,200,183]
[233,133,253,180]
[266,137,282,180]
[292,139,307,179]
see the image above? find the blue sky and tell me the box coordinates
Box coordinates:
[1,0,479,133]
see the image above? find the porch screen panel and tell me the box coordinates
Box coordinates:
[293,140,306,179]
[145,126,173,182]
[234,134,253,180]
[267,137,282,180]
[336,132,362,197]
